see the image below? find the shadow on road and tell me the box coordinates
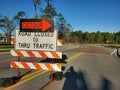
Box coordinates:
[63,66,89,90]
[0,70,32,87]
[100,77,113,90]
[63,66,114,90]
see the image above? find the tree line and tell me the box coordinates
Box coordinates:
[0,0,119,44]
[70,30,120,44]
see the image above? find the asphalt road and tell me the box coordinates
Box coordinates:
[49,51,120,90]
[0,44,120,90]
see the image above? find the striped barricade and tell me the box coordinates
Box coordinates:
[10,61,62,71]
[11,37,15,44]
[10,50,62,59]
[57,39,63,46]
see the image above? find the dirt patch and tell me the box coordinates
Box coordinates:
[64,44,110,55]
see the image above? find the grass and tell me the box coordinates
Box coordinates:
[0,44,14,48]
[0,44,13,53]
[0,50,10,53]
[100,44,120,48]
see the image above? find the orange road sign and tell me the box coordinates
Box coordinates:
[20,18,54,32]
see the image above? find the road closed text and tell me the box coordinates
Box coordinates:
[15,30,57,51]
[18,31,54,37]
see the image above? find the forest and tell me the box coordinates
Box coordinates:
[69,30,120,44]
[0,0,120,44]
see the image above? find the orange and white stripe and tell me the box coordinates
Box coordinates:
[10,61,62,71]
[10,50,62,59]
[57,39,63,46]
[11,37,15,44]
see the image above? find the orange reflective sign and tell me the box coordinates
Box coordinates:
[20,18,54,32]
